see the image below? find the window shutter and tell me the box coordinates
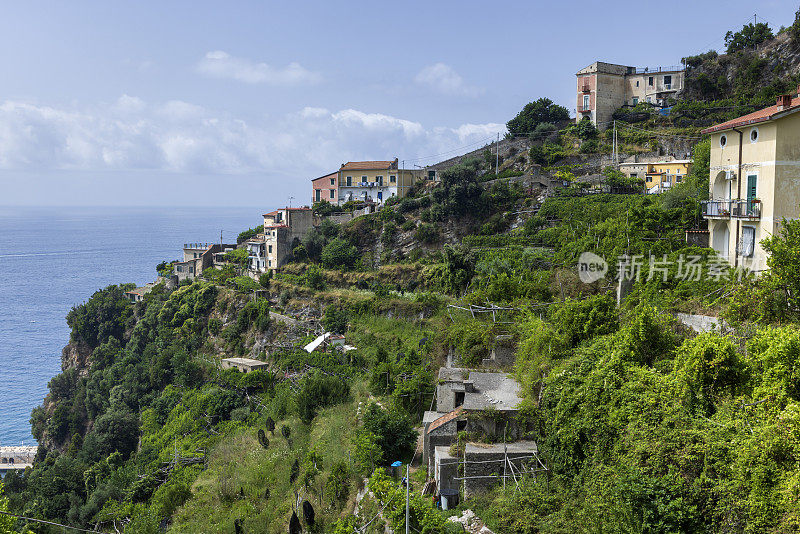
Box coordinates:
[741,227,755,257]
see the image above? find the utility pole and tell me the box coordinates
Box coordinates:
[495,133,500,176]
[220,230,223,246]
[405,464,410,534]
[613,120,618,168]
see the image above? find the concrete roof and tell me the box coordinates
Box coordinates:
[423,410,446,425]
[462,372,523,411]
[465,440,537,455]
[438,367,469,381]
[222,357,268,366]
[434,446,456,460]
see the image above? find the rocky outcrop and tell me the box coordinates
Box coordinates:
[61,338,93,375]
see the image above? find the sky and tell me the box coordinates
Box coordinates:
[0,0,797,207]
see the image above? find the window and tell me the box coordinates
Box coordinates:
[636,80,639,87]
[750,128,759,143]
[329,189,335,199]
[346,176,352,186]
[582,94,590,109]
[315,189,320,202]
[390,175,396,183]
[455,392,465,407]
[719,134,727,148]
[664,75,672,86]
[632,97,638,105]
[376,175,383,186]
[741,226,755,257]
[330,178,335,186]
[362,175,367,183]
[268,245,272,253]
[648,76,654,86]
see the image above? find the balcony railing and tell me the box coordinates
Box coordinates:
[701,200,761,219]
[578,106,592,113]
[581,85,590,93]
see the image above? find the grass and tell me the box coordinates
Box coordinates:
[169,399,362,533]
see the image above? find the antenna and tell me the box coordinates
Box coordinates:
[288,196,295,209]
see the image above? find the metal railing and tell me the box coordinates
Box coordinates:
[701,200,761,219]
[635,65,685,74]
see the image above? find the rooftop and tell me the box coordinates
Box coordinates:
[340,159,397,171]
[702,95,800,134]
[465,440,538,455]
[221,357,268,366]
[461,372,523,411]
[311,171,338,182]
[438,367,469,381]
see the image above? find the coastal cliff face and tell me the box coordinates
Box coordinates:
[61,338,92,374]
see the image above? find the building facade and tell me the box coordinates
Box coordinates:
[701,92,800,272]
[618,158,693,194]
[336,159,416,205]
[311,171,338,204]
[248,207,316,272]
[576,62,685,129]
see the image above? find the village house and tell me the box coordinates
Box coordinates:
[423,369,525,474]
[124,282,157,303]
[173,243,236,282]
[576,61,685,129]
[311,171,339,204]
[701,90,800,272]
[0,446,37,476]
[618,157,693,194]
[336,159,417,205]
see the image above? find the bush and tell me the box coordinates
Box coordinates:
[322,305,348,335]
[415,223,440,245]
[296,372,350,424]
[321,238,359,270]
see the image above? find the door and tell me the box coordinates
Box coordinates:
[747,175,757,216]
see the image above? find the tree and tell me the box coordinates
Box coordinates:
[725,22,773,53]
[320,238,359,270]
[322,305,347,334]
[506,98,570,136]
[761,213,800,312]
[361,404,416,464]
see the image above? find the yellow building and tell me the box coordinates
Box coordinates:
[702,93,800,271]
[619,159,692,194]
[336,159,417,205]
[644,160,692,193]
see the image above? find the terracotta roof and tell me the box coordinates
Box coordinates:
[262,210,278,217]
[702,97,800,134]
[340,160,396,171]
[426,407,464,434]
[311,171,338,182]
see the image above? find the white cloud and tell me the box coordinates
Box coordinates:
[0,96,504,176]
[196,50,322,85]
[414,63,483,98]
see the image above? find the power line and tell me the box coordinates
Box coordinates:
[0,510,113,534]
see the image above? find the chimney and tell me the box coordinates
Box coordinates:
[777,94,792,111]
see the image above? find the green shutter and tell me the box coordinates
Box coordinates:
[747,175,757,201]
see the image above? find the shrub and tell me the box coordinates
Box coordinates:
[415,223,440,245]
[321,238,359,270]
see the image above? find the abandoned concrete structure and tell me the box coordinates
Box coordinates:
[221,357,270,373]
[423,369,524,474]
[463,441,539,499]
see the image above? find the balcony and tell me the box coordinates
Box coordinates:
[701,200,761,220]
[578,106,592,113]
[581,85,590,93]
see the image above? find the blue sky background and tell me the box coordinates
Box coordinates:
[0,0,796,207]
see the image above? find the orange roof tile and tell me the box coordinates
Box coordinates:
[426,407,464,434]
[702,96,800,134]
[340,160,396,171]
[311,171,338,182]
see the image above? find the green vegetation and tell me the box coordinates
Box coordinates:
[506,98,570,136]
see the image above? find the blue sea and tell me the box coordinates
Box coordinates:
[0,206,262,445]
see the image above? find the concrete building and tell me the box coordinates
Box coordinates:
[462,441,539,499]
[423,369,524,474]
[336,159,417,205]
[0,446,37,475]
[221,357,270,373]
[701,91,800,272]
[173,243,236,282]
[248,207,316,273]
[124,282,157,303]
[312,171,338,204]
[618,157,693,194]
[576,62,685,129]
